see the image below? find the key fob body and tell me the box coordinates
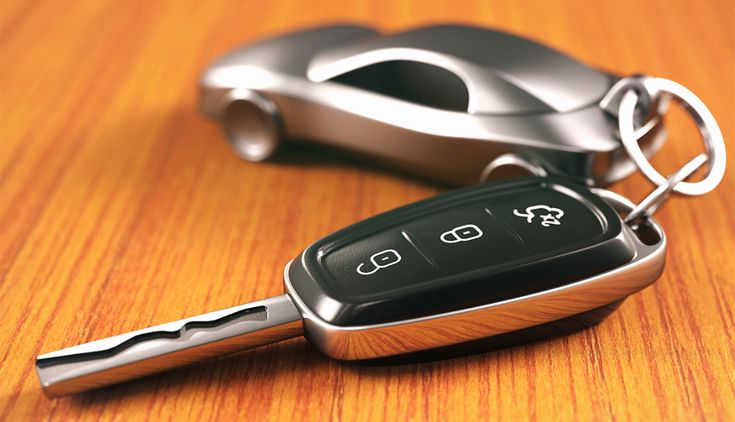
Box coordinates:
[285,177,666,360]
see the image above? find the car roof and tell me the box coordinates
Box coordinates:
[308,24,612,114]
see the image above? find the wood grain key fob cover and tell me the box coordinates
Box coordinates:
[284,177,666,360]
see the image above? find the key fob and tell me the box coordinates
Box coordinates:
[33,176,669,396]
[286,176,666,360]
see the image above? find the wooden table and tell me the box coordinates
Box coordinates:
[1,0,733,420]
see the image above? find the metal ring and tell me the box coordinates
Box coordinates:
[617,77,726,196]
[624,153,707,223]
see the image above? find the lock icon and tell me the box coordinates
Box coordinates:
[440,224,483,244]
[356,249,402,275]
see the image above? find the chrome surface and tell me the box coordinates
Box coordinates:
[201,24,666,186]
[284,192,666,361]
[222,88,282,161]
[36,295,303,397]
[479,153,548,182]
[306,25,610,114]
[601,76,726,196]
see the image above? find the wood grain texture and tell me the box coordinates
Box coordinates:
[1,0,734,420]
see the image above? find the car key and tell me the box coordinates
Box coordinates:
[36,75,725,398]
[36,176,670,397]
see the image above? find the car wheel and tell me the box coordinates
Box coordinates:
[480,153,548,183]
[221,89,281,161]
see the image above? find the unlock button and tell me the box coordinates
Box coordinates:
[356,249,402,275]
[321,230,435,297]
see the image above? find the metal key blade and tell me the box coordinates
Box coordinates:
[36,294,303,397]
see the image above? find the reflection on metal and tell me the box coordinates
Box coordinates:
[36,295,303,397]
[601,75,726,196]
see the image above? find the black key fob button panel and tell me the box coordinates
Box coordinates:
[288,177,635,326]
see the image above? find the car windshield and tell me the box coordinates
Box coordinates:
[330,60,469,112]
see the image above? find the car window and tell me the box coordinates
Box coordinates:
[330,60,469,112]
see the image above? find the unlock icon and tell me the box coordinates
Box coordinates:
[356,249,402,275]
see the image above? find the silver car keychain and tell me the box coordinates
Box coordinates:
[200,24,669,186]
[36,73,725,397]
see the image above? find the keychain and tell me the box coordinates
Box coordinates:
[201,24,670,187]
[36,76,725,397]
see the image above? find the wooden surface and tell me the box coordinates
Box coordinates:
[1,0,734,420]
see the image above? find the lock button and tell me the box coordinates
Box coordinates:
[404,205,523,277]
[440,224,483,243]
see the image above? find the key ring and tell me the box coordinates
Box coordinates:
[624,153,707,224]
[601,75,727,196]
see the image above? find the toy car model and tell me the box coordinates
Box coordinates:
[200,24,664,186]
